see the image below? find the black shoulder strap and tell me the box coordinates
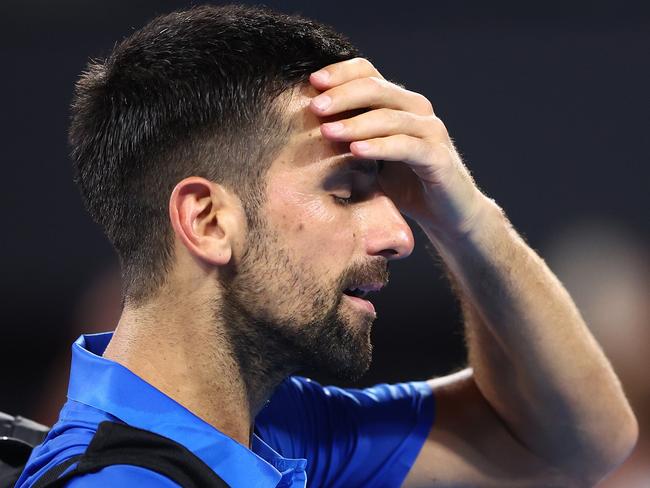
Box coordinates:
[30,456,82,487]
[33,421,229,487]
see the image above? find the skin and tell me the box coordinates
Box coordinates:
[104,58,638,486]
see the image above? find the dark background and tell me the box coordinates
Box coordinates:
[1,1,649,484]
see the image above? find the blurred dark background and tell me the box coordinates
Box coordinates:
[1,1,649,485]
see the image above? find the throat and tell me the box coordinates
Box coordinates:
[105,307,293,448]
[220,310,302,416]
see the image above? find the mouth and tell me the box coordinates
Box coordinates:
[342,283,384,316]
[342,283,384,299]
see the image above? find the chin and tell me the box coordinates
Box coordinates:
[312,314,374,382]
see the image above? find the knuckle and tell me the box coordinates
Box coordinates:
[423,119,450,144]
[348,57,383,79]
[414,93,434,113]
[397,134,411,146]
[351,57,375,70]
[423,115,440,130]
[369,76,386,88]
[361,76,384,90]
[377,107,396,122]
[431,116,449,137]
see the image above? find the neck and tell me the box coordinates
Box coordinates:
[103,286,296,448]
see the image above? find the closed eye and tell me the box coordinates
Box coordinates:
[333,194,353,206]
[324,160,379,207]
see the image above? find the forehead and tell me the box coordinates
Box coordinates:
[270,84,376,177]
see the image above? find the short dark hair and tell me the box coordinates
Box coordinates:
[69,4,359,304]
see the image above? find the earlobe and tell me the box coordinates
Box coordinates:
[169,177,235,266]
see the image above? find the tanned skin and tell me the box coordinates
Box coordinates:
[105,58,637,487]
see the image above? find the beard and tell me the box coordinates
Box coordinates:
[216,212,389,383]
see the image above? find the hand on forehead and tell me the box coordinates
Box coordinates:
[282,83,375,174]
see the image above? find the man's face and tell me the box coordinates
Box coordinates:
[221,85,415,381]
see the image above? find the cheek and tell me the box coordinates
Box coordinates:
[271,194,355,270]
[271,188,337,236]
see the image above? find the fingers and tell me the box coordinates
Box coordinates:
[309,57,433,117]
[351,134,431,166]
[308,57,450,183]
[320,108,443,142]
[307,59,471,226]
[351,135,454,185]
[310,77,433,117]
[309,57,384,90]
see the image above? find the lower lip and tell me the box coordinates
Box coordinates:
[344,294,376,316]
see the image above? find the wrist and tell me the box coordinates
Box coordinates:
[420,195,506,252]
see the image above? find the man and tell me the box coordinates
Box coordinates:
[17,4,637,487]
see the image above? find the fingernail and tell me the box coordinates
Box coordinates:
[312,95,332,111]
[352,141,370,152]
[323,122,344,134]
[311,70,330,84]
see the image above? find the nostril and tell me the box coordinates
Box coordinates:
[378,249,399,258]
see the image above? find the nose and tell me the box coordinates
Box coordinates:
[362,194,415,260]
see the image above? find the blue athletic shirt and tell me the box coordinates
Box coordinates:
[16,332,435,487]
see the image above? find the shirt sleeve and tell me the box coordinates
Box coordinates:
[254,376,435,488]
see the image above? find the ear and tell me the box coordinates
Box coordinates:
[169,177,241,266]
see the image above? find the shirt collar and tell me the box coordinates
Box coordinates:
[67,332,306,488]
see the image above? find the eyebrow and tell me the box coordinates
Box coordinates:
[327,158,380,177]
